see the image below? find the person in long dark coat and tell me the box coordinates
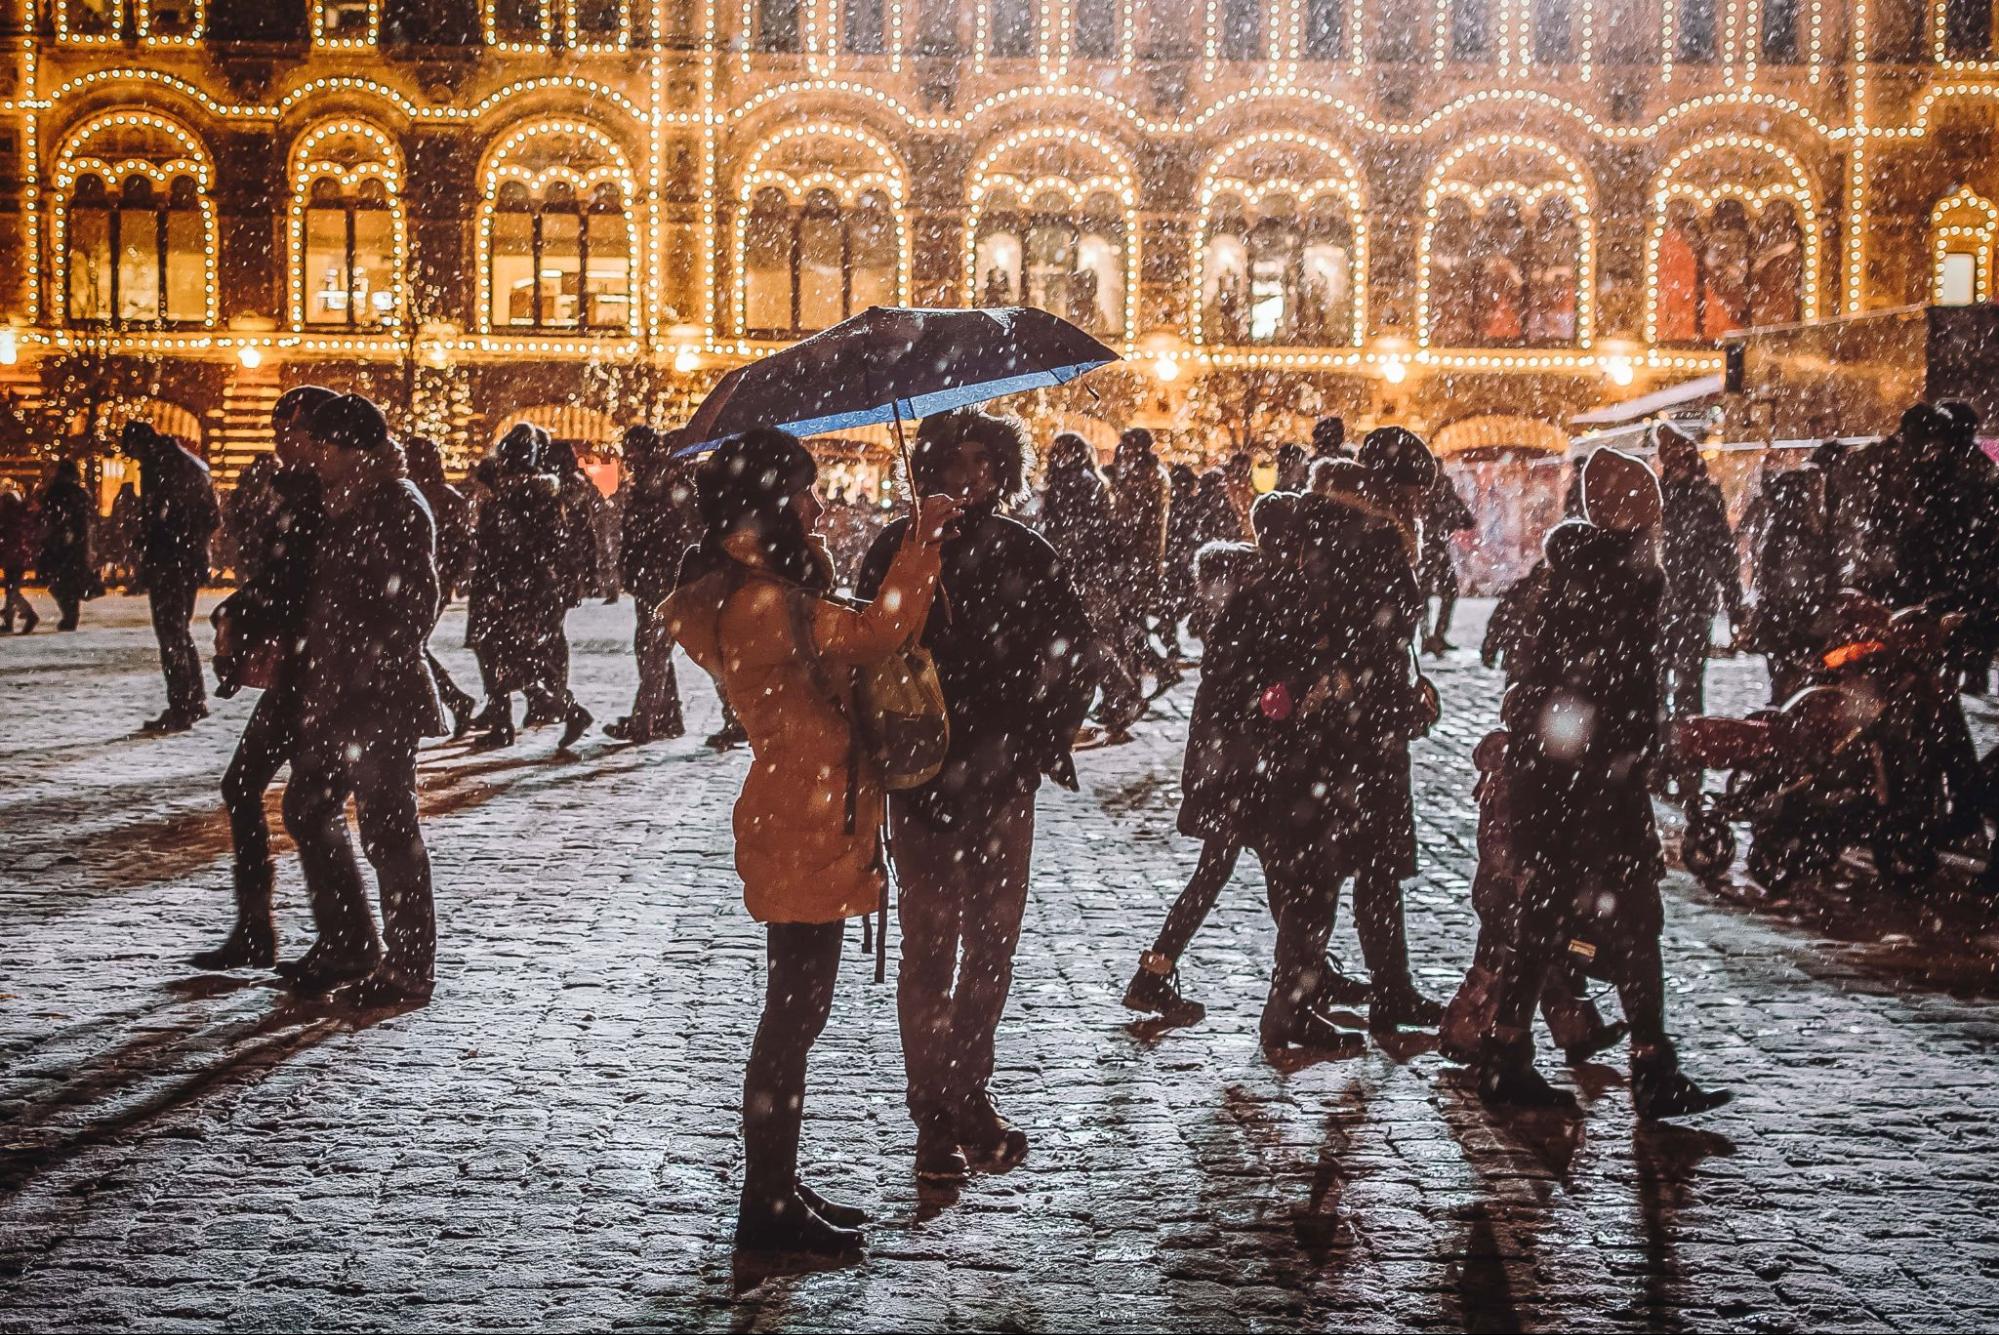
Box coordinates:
[607,425,698,743]
[521,434,598,744]
[1472,447,1729,1119]
[107,482,142,591]
[279,393,447,1007]
[466,426,570,751]
[1749,467,1837,702]
[1657,428,1743,726]
[123,420,220,732]
[1107,427,1174,690]
[1419,468,1476,656]
[226,455,282,585]
[195,385,337,970]
[855,409,1096,1181]
[1041,432,1143,735]
[1159,463,1202,663]
[406,435,477,736]
[36,461,95,630]
[0,482,36,633]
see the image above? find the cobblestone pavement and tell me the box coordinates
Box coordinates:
[4,594,1999,1332]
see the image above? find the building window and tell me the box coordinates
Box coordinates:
[303,177,398,328]
[843,0,885,51]
[487,0,550,43]
[1534,0,1573,61]
[974,191,1124,336]
[1943,0,1995,56]
[1452,0,1490,56]
[1076,0,1118,58]
[1304,0,1344,58]
[1219,0,1262,58]
[64,172,207,327]
[1201,196,1355,346]
[744,187,897,336]
[992,0,1035,55]
[140,0,202,39]
[316,0,376,41]
[1656,199,1804,340]
[1930,190,1997,304]
[1428,196,1581,346]
[1677,0,1718,60]
[566,0,627,44]
[488,180,632,330]
[1762,0,1799,60]
[59,0,123,40]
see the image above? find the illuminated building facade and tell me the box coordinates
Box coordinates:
[0,0,1995,492]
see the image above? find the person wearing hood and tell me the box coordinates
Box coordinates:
[122,420,221,732]
[1656,429,1744,743]
[466,425,575,750]
[1473,447,1729,1119]
[1040,432,1143,736]
[855,409,1096,1181]
[279,393,447,1008]
[607,424,699,743]
[194,386,337,970]
[1418,468,1476,657]
[663,428,958,1259]
[406,435,478,737]
[35,459,95,631]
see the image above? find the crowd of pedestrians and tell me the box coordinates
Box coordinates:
[10,384,1999,1264]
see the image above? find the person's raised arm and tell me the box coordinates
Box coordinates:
[808,496,959,665]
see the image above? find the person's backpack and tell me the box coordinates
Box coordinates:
[785,588,950,792]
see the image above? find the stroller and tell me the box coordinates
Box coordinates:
[1677,601,1963,890]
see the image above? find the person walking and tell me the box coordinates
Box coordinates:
[524,435,597,743]
[1657,428,1744,730]
[279,393,447,1007]
[0,481,37,634]
[1748,468,1837,702]
[1040,433,1143,737]
[107,481,142,591]
[195,385,337,970]
[123,420,220,732]
[607,425,697,743]
[1419,468,1475,656]
[466,426,570,751]
[854,409,1095,1181]
[406,435,478,737]
[663,427,958,1258]
[1107,427,1175,693]
[35,461,96,631]
[1470,447,1730,1118]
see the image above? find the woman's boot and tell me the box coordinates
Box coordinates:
[733,1190,863,1257]
[191,862,278,970]
[1475,1029,1577,1111]
[1631,1042,1731,1120]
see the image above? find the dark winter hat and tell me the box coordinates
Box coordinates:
[1900,402,1949,448]
[1358,426,1438,489]
[405,434,446,483]
[694,427,817,537]
[1249,489,1301,548]
[1118,427,1154,454]
[1581,447,1662,533]
[308,393,391,452]
[622,424,660,460]
[273,384,338,427]
[1940,399,1981,442]
[1311,416,1347,456]
[494,423,541,474]
[1308,456,1366,498]
[1048,432,1097,472]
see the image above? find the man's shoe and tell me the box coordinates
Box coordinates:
[558,704,593,751]
[1370,983,1445,1031]
[734,1193,863,1257]
[1562,1020,1630,1066]
[1260,1008,1366,1057]
[16,607,37,634]
[705,722,748,751]
[603,715,635,741]
[276,942,380,994]
[141,708,203,734]
[191,917,277,971]
[1313,965,1372,1010]
[1477,1059,1580,1112]
[913,1114,968,1182]
[1122,959,1206,1024]
[795,1179,870,1229]
[1632,1055,1731,1121]
[469,724,516,752]
[956,1091,1029,1170]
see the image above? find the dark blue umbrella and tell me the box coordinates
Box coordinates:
[677,305,1120,455]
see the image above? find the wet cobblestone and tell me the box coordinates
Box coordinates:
[2,595,1998,1331]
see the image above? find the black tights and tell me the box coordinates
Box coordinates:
[742,921,845,1213]
[1148,840,1241,963]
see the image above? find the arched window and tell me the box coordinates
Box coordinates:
[968,132,1137,340]
[480,125,636,333]
[302,178,397,328]
[1942,0,1996,57]
[1650,141,1817,343]
[991,0,1036,55]
[1421,138,1593,349]
[57,117,214,328]
[1930,190,1998,305]
[1200,195,1356,346]
[736,129,906,338]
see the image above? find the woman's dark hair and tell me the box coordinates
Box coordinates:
[693,428,826,590]
[494,423,541,475]
[1249,489,1300,551]
[910,407,1032,505]
[49,458,82,487]
[1045,431,1099,478]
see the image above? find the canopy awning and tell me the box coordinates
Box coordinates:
[1571,373,1725,428]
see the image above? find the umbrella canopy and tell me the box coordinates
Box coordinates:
[678,306,1119,454]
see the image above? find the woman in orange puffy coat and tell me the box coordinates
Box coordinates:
[665,427,959,1259]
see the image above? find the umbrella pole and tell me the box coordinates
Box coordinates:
[890,402,916,521]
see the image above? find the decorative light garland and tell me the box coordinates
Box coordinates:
[285,120,407,332]
[1928,188,1998,303]
[474,120,641,335]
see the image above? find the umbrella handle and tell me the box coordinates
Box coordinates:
[890,402,916,522]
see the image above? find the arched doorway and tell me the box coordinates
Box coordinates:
[1432,414,1570,593]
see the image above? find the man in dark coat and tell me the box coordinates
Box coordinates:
[406,435,478,736]
[522,433,597,744]
[195,385,336,970]
[1474,447,1729,1119]
[607,425,697,743]
[857,409,1096,1181]
[0,482,37,633]
[123,420,221,732]
[467,426,571,750]
[35,460,95,631]
[1419,468,1476,656]
[1107,427,1173,691]
[1040,432,1143,735]
[279,394,447,1007]
[1656,428,1743,729]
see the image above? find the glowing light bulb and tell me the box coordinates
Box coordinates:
[1381,357,1407,384]
[674,344,701,374]
[1606,356,1635,386]
[1154,354,1180,383]
[237,344,263,369]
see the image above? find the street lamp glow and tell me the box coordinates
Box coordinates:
[237,344,263,369]
[674,344,701,374]
[1381,357,1407,384]
[1606,356,1636,386]
[1153,354,1180,383]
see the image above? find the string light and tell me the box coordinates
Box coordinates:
[1929,189,1998,303]
[286,121,408,333]
[475,121,640,335]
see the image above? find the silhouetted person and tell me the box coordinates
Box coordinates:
[1657,428,1742,723]
[1108,427,1174,694]
[123,420,220,732]
[524,434,597,746]
[466,425,568,751]
[1749,468,1837,702]
[664,428,957,1259]
[36,461,95,630]
[107,482,142,591]
[1419,469,1475,656]
[1274,442,1311,493]
[279,393,446,1007]
[407,435,477,737]
[1041,432,1143,735]
[855,409,1095,1182]
[196,385,337,971]
[0,481,35,633]
[607,425,697,743]
[1311,415,1349,461]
